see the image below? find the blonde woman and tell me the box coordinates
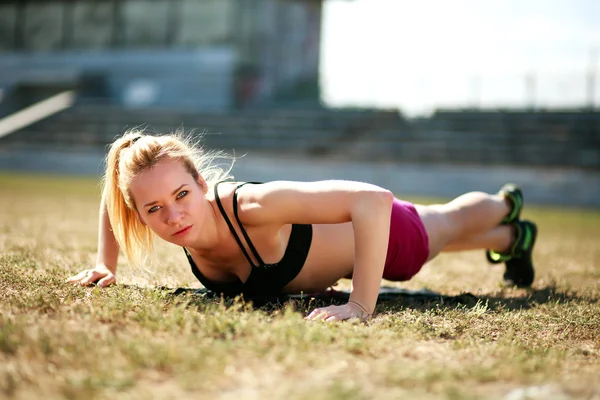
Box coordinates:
[68,131,537,321]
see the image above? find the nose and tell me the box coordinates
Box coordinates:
[166,205,185,225]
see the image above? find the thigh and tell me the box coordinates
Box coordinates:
[413,204,458,261]
[383,199,430,281]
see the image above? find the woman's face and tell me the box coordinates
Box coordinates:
[129,158,210,247]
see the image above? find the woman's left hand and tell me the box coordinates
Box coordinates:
[305,302,371,322]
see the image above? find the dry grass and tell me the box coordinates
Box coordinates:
[0,172,599,400]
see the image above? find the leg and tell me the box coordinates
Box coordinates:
[415,187,536,288]
[442,225,515,253]
[415,191,512,261]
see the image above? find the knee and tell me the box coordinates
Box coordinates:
[453,191,492,206]
[436,205,469,239]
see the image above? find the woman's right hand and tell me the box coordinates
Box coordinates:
[67,264,116,288]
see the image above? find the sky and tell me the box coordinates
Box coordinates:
[319,0,600,116]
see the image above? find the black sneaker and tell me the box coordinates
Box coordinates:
[485,183,523,263]
[499,183,523,225]
[487,220,537,287]
[504,220,537,287]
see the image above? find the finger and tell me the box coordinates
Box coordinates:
[326,309,351,321]
[325,314,343,322]
[305,308,323,320]
[97,275,115,288]
[80,271,102,286]
[66,270,90,283]
[315,311,332,321]
[305,309,329,321]
[305,312,321,320]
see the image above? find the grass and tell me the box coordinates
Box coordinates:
[0,172,599,400]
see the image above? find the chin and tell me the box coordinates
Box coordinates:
[160,234,183,246]
[171,234,196,248]
[167,237,188,247]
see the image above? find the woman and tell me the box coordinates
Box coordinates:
[68,130,537,321]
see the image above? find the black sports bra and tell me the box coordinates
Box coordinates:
[184,182,313,295]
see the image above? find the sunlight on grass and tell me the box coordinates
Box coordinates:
[0,173,599,399]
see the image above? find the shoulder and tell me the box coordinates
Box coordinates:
[233,181,306,225]
[209,181,272,220]
[210,181,244,203]
[235,180,366,226]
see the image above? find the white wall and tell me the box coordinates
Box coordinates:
[0,148,597,207]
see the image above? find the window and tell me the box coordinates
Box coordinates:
[22,2,64,51]
[0,4,16,52]
[123,0,170,47]
[72,2,114,50]
[178,0,233,47]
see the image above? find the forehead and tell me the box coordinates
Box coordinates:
[129,158,193,200]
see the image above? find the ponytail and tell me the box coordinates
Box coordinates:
[103,131,153,265]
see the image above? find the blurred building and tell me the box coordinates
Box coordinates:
[0,0,322,112]
[0,0,598,189]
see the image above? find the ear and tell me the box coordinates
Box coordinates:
[196,174,208,195]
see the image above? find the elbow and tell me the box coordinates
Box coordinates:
[376,188,395,210]
[379,188,394,203]
[357,187,394,213]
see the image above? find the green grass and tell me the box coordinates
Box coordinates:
[0,172,599,400]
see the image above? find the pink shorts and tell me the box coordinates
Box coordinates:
[382,198,430,281]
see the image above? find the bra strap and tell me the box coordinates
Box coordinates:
[232,182,267,266]
[213,181,258,268]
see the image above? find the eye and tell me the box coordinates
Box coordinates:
[148,205,160,213]
[176,190,188,199]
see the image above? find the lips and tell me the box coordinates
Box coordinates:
[172,225,192,237]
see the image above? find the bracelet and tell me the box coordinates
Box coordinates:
[348,300,373,318]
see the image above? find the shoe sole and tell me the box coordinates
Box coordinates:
[503,220,537,287]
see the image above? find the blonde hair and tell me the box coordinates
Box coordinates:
[103,128,234,264]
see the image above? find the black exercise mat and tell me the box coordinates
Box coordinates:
[165,286,480,310]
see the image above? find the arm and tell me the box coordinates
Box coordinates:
[347,188,392,315]
[67,190,120,287]
[95,190,120,274]
[239,180,394,318]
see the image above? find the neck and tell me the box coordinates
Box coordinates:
[185,197,226,256]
